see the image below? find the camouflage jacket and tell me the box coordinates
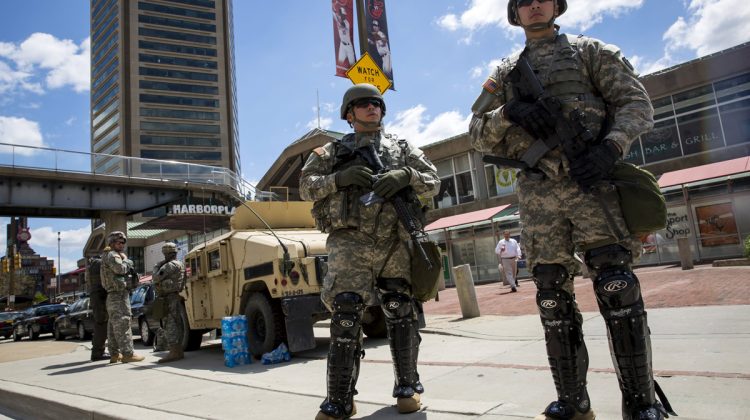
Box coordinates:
[469,32,654,179]
[299,131,440,237]
[152,259,185,295]
[100,250,132,293]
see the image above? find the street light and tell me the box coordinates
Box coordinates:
[57,231,61,301]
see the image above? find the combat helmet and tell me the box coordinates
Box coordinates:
[162,242,177,255]
[106,231,127,245]
[340,83,386,120]
[507,0,567,27]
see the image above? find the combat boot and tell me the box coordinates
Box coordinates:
[109,353,122,364]
[534,401,596,420]
[396,393,421,414]
[157,345,184,364]
[90,352,110,362]
[121,353,145,363]
[314,402,357,420]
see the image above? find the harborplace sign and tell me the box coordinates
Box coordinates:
[170,204,236,216]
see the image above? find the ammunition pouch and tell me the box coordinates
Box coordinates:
[149,296,168,320]
[409,240,442,302]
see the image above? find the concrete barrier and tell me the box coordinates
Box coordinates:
[452,264,480,318]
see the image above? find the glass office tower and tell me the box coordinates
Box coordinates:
[90,0,240,176]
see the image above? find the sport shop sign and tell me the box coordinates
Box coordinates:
[170,204,236,216]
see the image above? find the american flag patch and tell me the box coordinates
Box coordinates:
[483,77,499,94]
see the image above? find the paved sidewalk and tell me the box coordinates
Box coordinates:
[1,304,749,419]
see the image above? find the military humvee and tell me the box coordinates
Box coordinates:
[180,200,386,357]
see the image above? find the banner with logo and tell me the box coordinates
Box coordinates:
[332,0,356,77]
[362,0,394,86]
[695,202,740,247]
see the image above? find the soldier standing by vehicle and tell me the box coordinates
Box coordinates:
[469,1,674,419]
[152,242,186,363]
[86,252,109,361]
[300,84,440,420]
[100,231,144,363]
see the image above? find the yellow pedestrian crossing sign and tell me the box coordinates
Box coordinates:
[346,52,392,94]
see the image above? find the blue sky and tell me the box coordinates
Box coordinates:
[1,0,748,272]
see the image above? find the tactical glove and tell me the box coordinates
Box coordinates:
[373,169,410,198]
[504,99,556,140]
[568,140,621,189]
[335,165,373,188]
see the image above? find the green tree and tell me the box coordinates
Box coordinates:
[744,234,750,258]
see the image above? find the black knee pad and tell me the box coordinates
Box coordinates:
[381,292,413,319]
[594,269,644,317]
[533,264,574,320]
[331,293,364,339]
[585,243,632,271]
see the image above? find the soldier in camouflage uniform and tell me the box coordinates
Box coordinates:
[300,84,440,420]
[469,1,673,419]
[100,231,144,363]
[152,242,186,363]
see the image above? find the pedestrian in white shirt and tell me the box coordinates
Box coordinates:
[495,230,522,292]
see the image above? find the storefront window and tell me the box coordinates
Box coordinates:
[719,98,750,147]
[673,84,715,115]
[624,140,644,165]
[677,108,725,155]
[642,119,682,163]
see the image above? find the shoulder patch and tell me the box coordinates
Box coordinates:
[483,76,499,94]
[621,56,635,71]
[313,147,326,156]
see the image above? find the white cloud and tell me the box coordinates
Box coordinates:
[470,58,506,80]
[663,0,750,57]
[0,116,46,155]
[28,225,91,249]
[306,116,333,131]
[0,33,90,94]
[437,0,644,34]
[65,116,76,126]
[385,105,472,148]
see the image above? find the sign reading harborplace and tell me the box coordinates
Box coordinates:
[346,52,391,94]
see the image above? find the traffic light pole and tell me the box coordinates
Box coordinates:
[7,219,17,310]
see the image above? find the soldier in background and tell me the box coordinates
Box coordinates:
[300,84,440,419]
[86,252,109,361]
[100,231,144,363]
[152,242,186,363]
[469,1,673,419]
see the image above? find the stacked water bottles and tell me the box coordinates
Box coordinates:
[221,315,251,367]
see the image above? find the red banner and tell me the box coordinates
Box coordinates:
[363,0,394,85]
[332,0,356,77]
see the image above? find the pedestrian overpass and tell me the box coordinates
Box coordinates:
[0,142,272,234]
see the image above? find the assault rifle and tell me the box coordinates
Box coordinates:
[482,55,595,176]
[357,144,434,270]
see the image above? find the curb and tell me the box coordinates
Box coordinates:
[0,381,194,420]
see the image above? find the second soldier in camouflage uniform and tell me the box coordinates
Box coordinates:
[100,231,144,363]
[152,242,186,363]
[469,1,672,419]
[300,84,440,420]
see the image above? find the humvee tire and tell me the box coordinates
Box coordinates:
[245,293,286,358]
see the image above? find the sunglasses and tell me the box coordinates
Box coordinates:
[516,0,552,7]
[353,98,382,109]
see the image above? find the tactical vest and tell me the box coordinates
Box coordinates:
[311,133,413,238]
[86,256,105,294]
[501,34,610,174]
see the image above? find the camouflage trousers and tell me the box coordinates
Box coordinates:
[322,228,412,310]
[162,293,184,348]
[106,290,134,356]
[517,172,641,295]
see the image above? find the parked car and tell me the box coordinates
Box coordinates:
[53,297,94,341]
[130,282,160,346]
[0,311,24,339]
[13,304,68,341]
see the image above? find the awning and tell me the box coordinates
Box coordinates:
[658,156,750,188]
[425,204,509,231]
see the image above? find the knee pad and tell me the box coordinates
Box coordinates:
[533,264,574,320]
[331,293,364,339]
[584,243,632,271]
[381,292,413,319]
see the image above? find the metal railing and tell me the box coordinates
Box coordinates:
[0,142,280,201]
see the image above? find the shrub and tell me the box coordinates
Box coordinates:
[745,234,750,258]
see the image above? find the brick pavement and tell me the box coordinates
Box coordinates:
[423,263,750,316]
